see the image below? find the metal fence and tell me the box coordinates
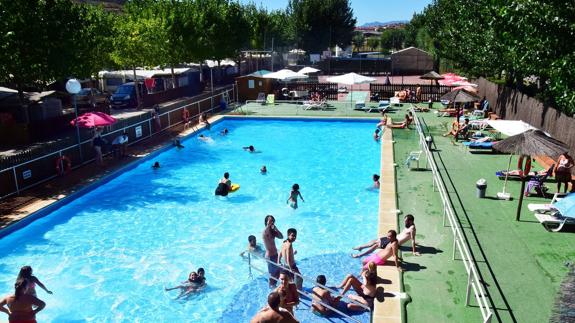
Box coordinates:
[0,87,235,200]
[285,82,339,100]
[411,107,493,323]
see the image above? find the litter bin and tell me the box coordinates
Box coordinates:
[476,179,487,198]
[425,136,433,150]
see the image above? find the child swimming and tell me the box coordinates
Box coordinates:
[286,184,304,209]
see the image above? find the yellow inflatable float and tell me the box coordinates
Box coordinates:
[230,183,240,192]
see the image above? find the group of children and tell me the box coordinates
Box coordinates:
[165,267,207,299]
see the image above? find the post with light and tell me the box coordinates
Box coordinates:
[66,78,83,162]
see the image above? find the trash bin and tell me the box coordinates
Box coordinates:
[425,136,433,150]
[476,178,487,198]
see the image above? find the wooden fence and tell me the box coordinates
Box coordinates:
[477,77,575,155]
[370,83,454,102]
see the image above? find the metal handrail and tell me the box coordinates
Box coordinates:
[245,258,362,323]
[0,88,234,200]
[410,107,493,323]
[244,252,371,315]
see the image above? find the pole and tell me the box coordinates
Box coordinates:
[516,179,526,221]
[271,37,274,72]
[210,68,214,109]
[73,95,83,161]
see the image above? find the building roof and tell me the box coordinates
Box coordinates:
[98,68,195,79]
[391,47,431,56]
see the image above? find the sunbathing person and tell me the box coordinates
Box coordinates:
[443,120,459,137]
[387,114,412,129]
[352,215,419,258]
[338,262,377,311]
[373,128,381,141]
[361,230,402,271]
[311,275,341,316]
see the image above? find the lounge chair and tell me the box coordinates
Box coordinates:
[266,94,275,106]
[473,101,490,118]
[533,211,575,232]
[524,164,555,197]
[528,192,567,212]
[303,100,327,110]
[462,141,496,150]
[355,102,389,113]
[255,92,266,104]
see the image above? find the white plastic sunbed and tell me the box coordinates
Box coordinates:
[527,193,567,212]
[533,212,575,232]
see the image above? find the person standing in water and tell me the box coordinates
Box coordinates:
[287,184,304,209]
[15,266,53,296]
[262,215,283,288]
[278,228,303,290]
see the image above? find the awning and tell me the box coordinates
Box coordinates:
[486,120,538,136]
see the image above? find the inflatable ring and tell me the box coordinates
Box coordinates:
[230,183,240,192]
[55,155,72,175]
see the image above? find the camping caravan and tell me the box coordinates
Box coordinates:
[98,68,201,95]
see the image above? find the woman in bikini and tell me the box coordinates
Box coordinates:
[16,266,53,296]
[338,262,377,311]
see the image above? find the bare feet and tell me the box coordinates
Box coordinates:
[352,246,361,251]
[351,253,360,258]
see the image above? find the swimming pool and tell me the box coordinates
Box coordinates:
[0,118,380,322]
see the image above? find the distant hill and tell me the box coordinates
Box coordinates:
[360,21,408,28]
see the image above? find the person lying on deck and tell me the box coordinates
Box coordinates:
[352,215,419,258]
[386,113,412,129]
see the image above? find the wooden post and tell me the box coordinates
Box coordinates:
[516,179,526,221]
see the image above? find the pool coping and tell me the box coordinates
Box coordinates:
[372,128,403,323]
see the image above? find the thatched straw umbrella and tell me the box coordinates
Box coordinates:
[420,71,444,85]
[493,129,569,221]
[440,89,480,120]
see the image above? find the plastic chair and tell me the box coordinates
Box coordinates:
[404,151,422,169]
[524,164,555,196]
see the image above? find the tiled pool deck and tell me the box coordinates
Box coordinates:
[2,99,574,322]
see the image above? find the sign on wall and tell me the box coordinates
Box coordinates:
[22,170,32,180]
[135,126,142,138]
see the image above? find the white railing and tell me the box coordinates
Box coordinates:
[0,88,234,200]
[244,252,369,322]
[411,107,493,323]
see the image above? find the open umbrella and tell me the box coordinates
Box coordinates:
[298,67,320,74]
[440,88,480,103]
[420,71,444,86]
[493,129,569,221]
[326,73,376,108]
[263,69,308,82]
[71,112,117,128]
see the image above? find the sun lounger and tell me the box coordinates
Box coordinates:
[303,100,328,110]
[255,92,266,104]
[534,212,575,232]
[355,103,389,113]
[524,164,555,196]
[528,193,567,212]
[462,141,495,149]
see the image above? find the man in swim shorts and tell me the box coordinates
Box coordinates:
[362,230,402,271]
[250,291,299,323]
[279,228,303,290]
[262,215,283,288]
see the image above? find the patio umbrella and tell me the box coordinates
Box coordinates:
[263,69,309,82]
[552,193,575,218]
[420,71,444,86]
[440,88,480,103]
[493,129,569,221]
[298,67,320,74]
[326,73,376,108]
[71,112,117,128]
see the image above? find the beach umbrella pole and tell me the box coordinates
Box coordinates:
[516,179,526,221]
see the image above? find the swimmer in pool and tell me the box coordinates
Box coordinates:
[240,235,265,258]
[198,134,213,142]
[373,174,380,189]
[261,165,267,174]
[286,184,304,209]
[243,145,255,153]
[165,271,203,299]
[220,128,229,136]
[152,162,160,169]
[173,138,184,148]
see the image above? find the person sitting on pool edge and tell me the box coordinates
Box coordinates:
[152,162,160,169]
[352,214,420,258]
[243,145,255,153]
[215,172,232,196]
[250,291,299,323]
[287,184,304,209]
[240,235,265,258]
[199,113,211,130]
[311,274,342,316]
[361,230,402,272]
[387,113,413,129]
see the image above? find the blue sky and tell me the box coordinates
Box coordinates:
[238,0,433,25]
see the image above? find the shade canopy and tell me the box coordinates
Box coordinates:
[298,67,320,74]
[420,71,444,80]
[263,69,308,81]
[439,73,467,86]
[71,112,117,128]
[553,193,575,219]
[492,129,569,158]
[440,88,480,103]
[249,70,271,77]
[485,120,537,137]
[326,72,376,85]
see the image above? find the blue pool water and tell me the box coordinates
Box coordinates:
[0,118,380,322]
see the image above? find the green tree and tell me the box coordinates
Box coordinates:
[111,0,169,108]
[379,28,406,51]
[366,37,380,51]
[289,0,356,52]
[352,32,365,52]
